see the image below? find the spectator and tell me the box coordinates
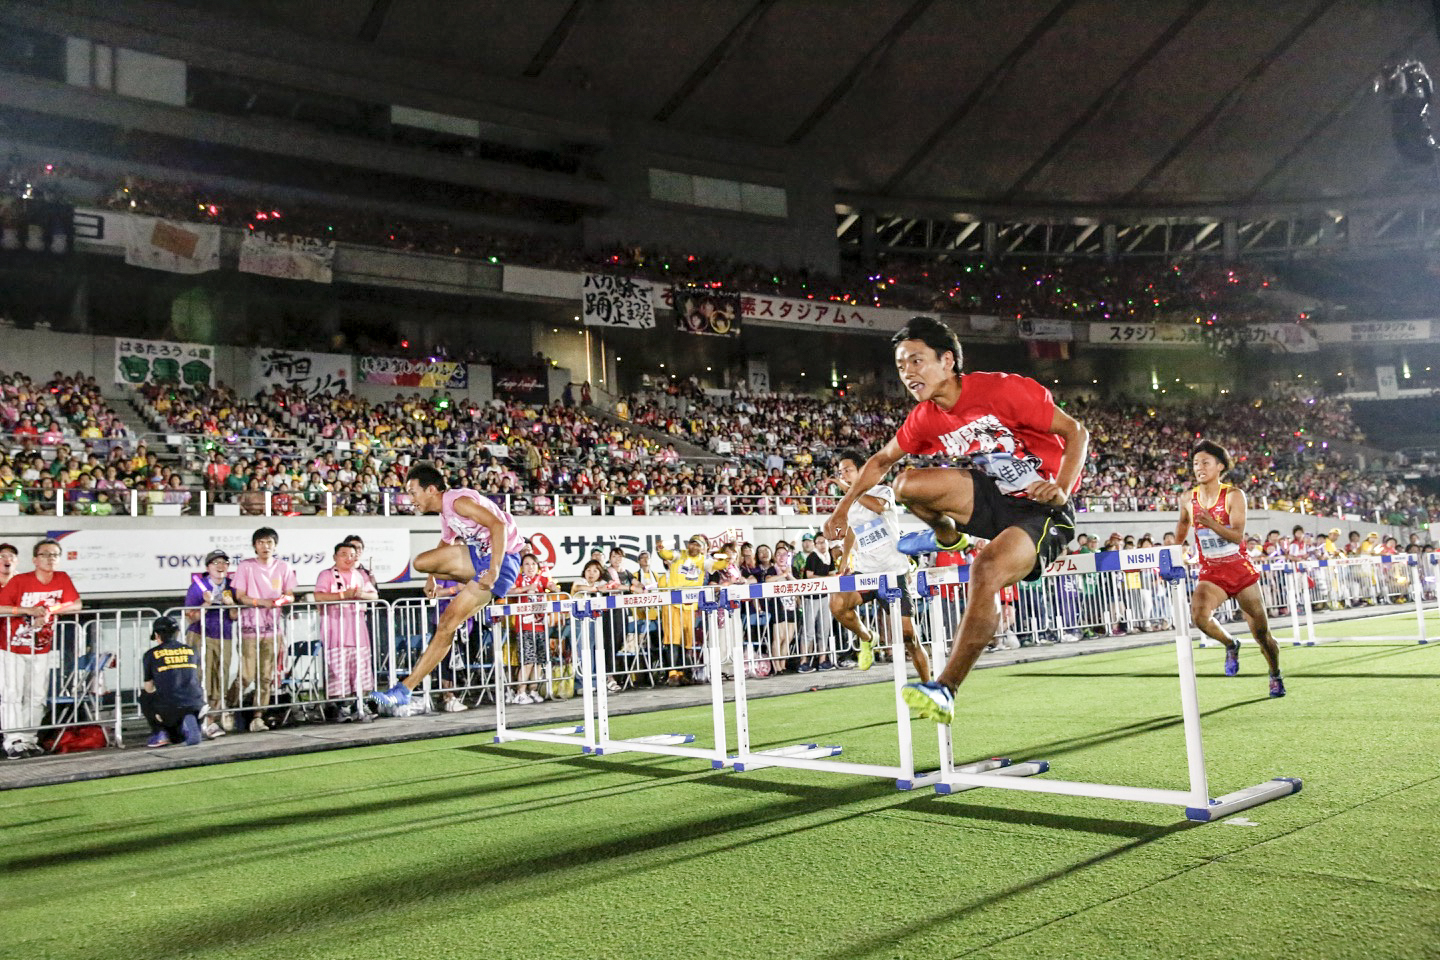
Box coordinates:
[0,539,83,758]
[140,617,205,748]
[231,526,296,733]
[313,541,379,720]
[184,548,239,738]
[0,542,16,590]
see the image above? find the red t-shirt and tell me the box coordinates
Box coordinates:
[0,570,80,654]
[895,372,1073,494]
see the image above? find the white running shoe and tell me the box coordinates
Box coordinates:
[202,720,225,740]
[443,695,468,713]
[248,717,268,733]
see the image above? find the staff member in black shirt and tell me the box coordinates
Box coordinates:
[141,617,206,747]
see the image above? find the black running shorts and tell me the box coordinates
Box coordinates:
[959,471,1076,581]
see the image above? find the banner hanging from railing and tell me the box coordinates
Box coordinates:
[252,348,352,396]
[239,232,336,284]
[672,288,741,337]
[114,337,216,387]
[119,213,221,274]
[358,356,467,389]
[582,273,656,329]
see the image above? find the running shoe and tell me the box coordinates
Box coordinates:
[817,660,836,671]
[370,682,412,717]
[1224,643,1241,677]
[146,730,171,748]
[901,681,955,724]
[797,662,815,674]
[202,719,225,740]
[1269,674,1287,698]
[857,640,874,671]
[443,695,469,713]
[897,530,971,556]
[180,715,203,746]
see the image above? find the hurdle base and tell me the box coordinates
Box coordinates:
[934,759,1049,795]
[895,769,943,791]
[1184,777,1303,822]
[732,744,842,772]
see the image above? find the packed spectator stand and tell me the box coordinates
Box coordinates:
[4,360,1439,525]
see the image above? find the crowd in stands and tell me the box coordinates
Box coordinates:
[9,160,1307,330]
[5,358,1438,525]
[0,372,146,515]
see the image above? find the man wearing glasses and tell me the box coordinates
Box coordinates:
[0,539,83,758]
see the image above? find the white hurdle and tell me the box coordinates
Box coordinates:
[726,572,942,789]
[484,596,596,752]
[919,545,1302,823]
[583,587,731,767]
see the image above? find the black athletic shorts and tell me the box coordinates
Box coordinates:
[959,471,1076,582]
[858,582,914,617]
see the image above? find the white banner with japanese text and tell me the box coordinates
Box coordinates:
[1315,320,1432,343]
[239,232,336,283]
[251,348,352,396]
[524,520,754,580]
[1089,323,1203,347]
[582,273,656,328]
[113,337,216,387]
[1017,318,1075,341]
[42,527,412,595]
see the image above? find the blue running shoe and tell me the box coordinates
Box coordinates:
[181,714,202,746]
[901,681,954,724]
[897,530,938,556]
[146,730,171,748]
[797,662,815,674]
[898,530,969,556]
[370,682,412,717]
[1269,674,1286,698]
[1224,643,1240,677]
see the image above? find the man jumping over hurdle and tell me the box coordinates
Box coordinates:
[829,447,931,683]
[1175,439,1285,698]
[823,316,1088,724]
[370,462,525,716]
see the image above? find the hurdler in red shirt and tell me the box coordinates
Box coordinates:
[823,316,1089,724]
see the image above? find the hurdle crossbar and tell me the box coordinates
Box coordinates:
[584,587,731,767]
[485,597,596,751]
[726,572,943,789]
[918,545,1302,822]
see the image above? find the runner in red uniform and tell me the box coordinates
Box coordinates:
[823,316,1088,724]
[1174,439,1285,698]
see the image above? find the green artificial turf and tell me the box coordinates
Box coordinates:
[2,633,1437,960]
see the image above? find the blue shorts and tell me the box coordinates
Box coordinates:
[468,548,523,599]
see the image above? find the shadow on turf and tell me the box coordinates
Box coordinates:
[0,755,710,875]
[107,780,945,960]
[809,820,1195,960]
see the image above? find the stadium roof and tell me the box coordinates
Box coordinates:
[52,0,1440,214]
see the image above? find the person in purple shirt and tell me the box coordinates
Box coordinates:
[183,548,239,738]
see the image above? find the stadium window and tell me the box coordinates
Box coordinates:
[649,168,787,218]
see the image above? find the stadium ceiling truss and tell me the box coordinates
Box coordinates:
[836,200,1440,261]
